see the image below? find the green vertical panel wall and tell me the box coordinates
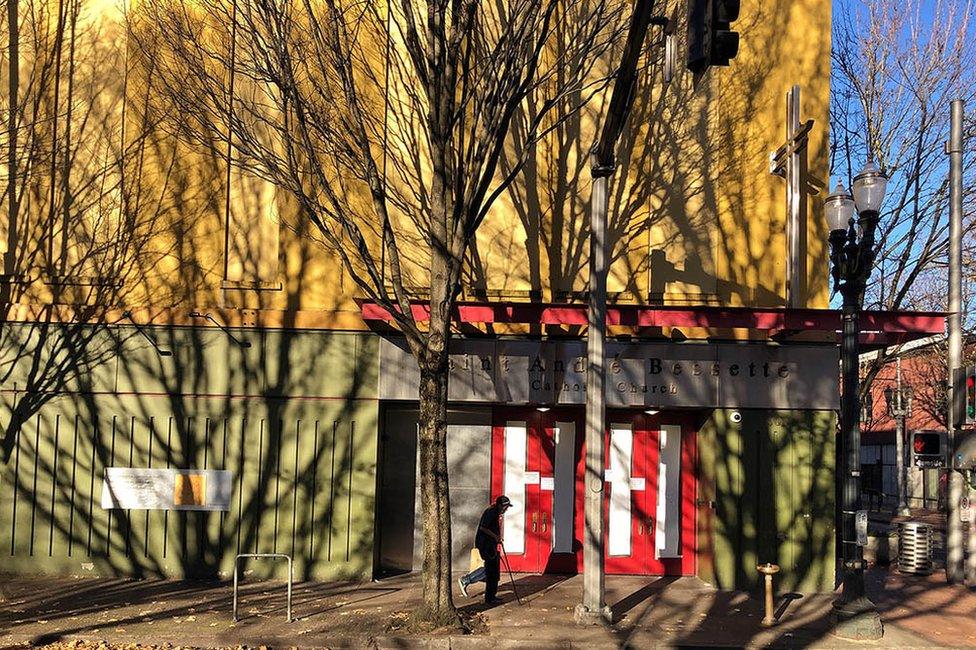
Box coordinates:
[1,325,378,581]
[698,408,836,593]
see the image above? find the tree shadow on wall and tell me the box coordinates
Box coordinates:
[463,0,817,315]
[1,4,380,595]
[3,202,379,588]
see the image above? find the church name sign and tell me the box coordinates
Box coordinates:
[378,337,839,410]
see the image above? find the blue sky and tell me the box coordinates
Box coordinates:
[827,0,976,314]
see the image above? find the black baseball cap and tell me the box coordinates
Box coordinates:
[495,495,512,508]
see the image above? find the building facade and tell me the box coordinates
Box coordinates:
[0,0,939,593]
[860,338,975,512]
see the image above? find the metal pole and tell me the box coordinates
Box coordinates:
[574,2,654,622]
[833,225,882,639]
[896,357,909,516]
[4,0,18,280]
[951,98,976,586]
[947,99,965,584]
[287,555,293,622]
[840,298,865,600]
[576,169,609,625]
[968,473,976,585]
[572,2,652,624]
[233,556,240,621]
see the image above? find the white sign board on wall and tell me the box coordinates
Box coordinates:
[101,468,233,511]
[378,337,840,410]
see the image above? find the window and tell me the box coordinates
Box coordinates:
[220,9,281,290]
[223,165,281,286]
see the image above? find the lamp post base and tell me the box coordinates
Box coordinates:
[831,595,883,640]
[574,603,613,626]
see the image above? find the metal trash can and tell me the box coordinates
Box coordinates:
[897,521,933,575]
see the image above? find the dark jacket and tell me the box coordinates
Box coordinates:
[475,504,502,557]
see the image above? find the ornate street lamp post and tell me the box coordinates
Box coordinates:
[824,161,887,640]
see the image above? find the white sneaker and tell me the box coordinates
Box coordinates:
[458,577,469,597]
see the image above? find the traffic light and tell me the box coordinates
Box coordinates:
[687,0,740,73]
[953,365,976,426]
[967,366,976,424]
[912,431,942,466]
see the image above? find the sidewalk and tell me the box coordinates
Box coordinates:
[1,565,974,648]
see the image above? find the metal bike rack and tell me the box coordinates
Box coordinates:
[233,553,293,622]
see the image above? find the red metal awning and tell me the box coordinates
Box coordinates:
[358,300,945,348]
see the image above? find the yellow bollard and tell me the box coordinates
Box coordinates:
[757,563,780,627]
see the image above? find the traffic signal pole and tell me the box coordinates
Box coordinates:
[969,386,976,585]
[946,99,965,584]
[576,0,740,624]
[576,0,654,625]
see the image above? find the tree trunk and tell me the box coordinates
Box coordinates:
[416,6,458,619]
[415,238,456,622]
[416,333,455,622]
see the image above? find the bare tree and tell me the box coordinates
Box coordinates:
[832,0,976,392]
[134,0,627,622]
[910,341,969,432]
[1,0,182,462]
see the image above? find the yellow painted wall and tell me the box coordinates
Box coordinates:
[470,0,831,309]
[0,0,831,327]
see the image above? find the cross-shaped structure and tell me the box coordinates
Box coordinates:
[769,85,824,308]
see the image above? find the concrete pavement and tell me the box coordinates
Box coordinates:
[1,566,973,648]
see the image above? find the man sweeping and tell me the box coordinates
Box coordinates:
[458,495,511,604]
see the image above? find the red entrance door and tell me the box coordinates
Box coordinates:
[490,408,695,576]
[603,412,696,575]
[490,408,542,572]
[490,408,584,573]
[604,414,657,574]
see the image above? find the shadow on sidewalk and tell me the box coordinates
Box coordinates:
[457,573,572,613]
[6,567,976,648]
[603,576,836,649]
[0,574,417,646]
[865,564,976,646]
[610,575,679,621]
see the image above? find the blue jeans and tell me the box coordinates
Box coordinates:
[459,565,487,586]
[462,546,500,600]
